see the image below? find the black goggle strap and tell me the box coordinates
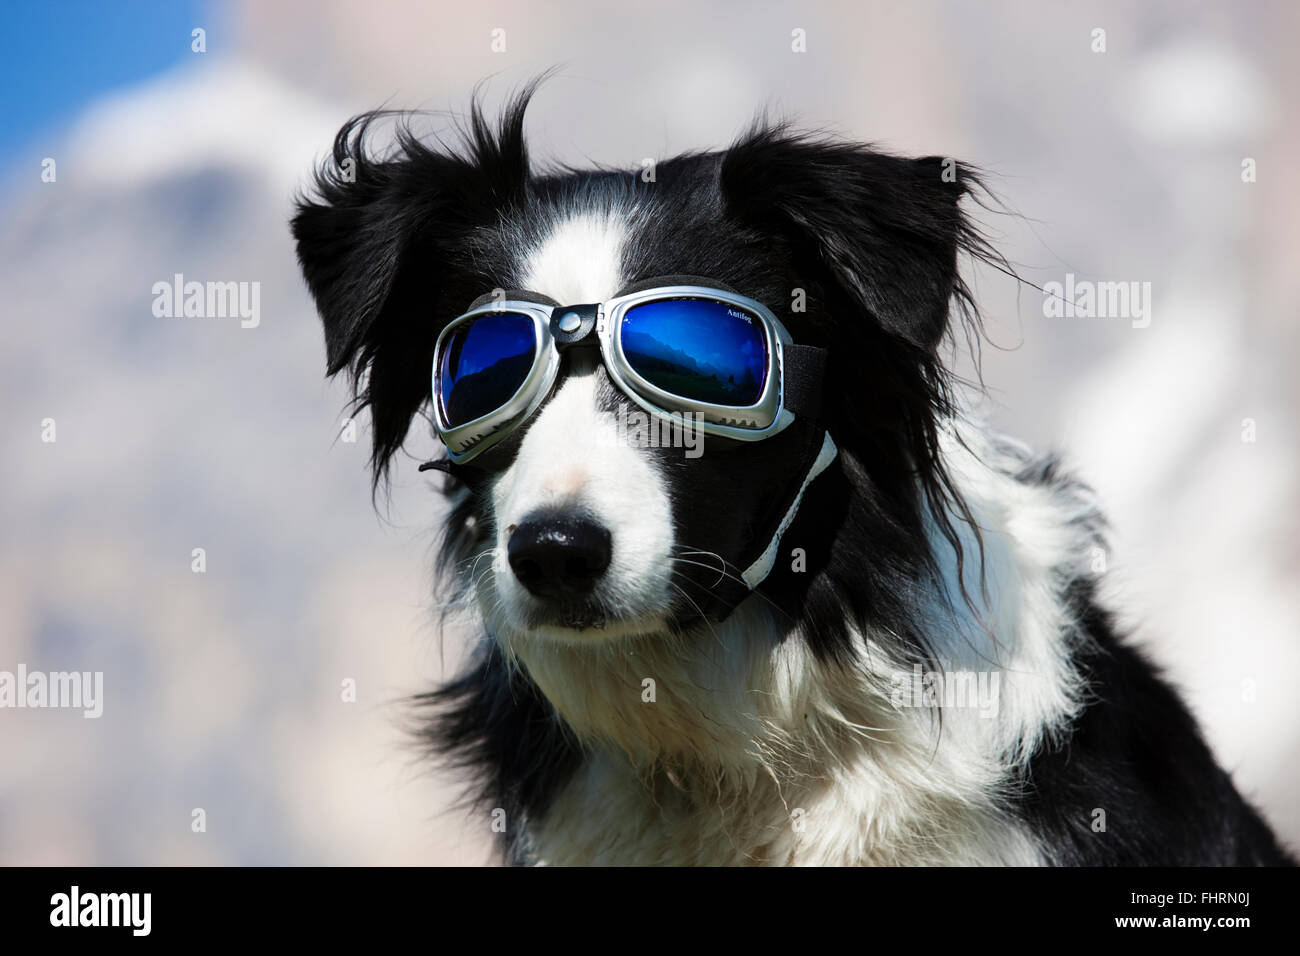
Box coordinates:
[465,288,561,311]
[697,426,839,616]
[780,343,827,421]
[737,316,835,594]
[741,429,838,589]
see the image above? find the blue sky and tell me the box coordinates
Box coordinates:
[1,0,207,162]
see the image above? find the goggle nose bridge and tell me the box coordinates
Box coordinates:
[549,302,602,352]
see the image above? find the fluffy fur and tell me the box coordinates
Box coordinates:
[292,84,1293,866]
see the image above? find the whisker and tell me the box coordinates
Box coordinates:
[669,581,727,655]
[673,548,729,587]
[670,550,798,625]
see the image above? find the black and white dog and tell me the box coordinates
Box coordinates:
[293,87,1293,866]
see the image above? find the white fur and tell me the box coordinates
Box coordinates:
[922,421,1095,764]
[515,600,1048,866]
[472,211,1094,865]
[488,365,677,645]
[519,209,627,304]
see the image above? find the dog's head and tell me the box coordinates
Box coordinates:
[293,86,986,657]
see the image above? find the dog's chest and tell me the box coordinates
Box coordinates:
[526,749,1043,866]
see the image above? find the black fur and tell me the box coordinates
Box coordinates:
[293,85,1293,866]
[414,641,582,866]
[1023,577,1292,864]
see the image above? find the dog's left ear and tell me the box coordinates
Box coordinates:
[720,127,973,352]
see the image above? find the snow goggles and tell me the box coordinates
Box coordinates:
[431,280,827,463]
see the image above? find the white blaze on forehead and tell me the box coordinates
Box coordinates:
[519,210,627,303]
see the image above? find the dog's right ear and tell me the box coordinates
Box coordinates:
[293,113,434,380]
[291,97,533,484]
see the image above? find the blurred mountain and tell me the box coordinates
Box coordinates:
[0,57,487,864]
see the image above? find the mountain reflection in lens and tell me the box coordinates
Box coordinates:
[438,312,537,427]
[619,298,768,406]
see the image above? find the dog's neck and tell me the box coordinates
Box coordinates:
[507,593,1045,865]
[508,599,816,769]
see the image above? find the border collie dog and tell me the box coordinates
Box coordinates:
[293,87,1292,866]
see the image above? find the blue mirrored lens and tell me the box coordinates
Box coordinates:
[437,312,537,428]
[620,298,768,406]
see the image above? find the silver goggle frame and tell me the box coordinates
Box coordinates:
[431,285,797,464]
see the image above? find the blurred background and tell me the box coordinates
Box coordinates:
[1,0,1296,864]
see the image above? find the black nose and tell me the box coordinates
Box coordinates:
[507,513,612,600]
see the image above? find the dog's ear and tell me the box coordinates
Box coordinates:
[292,95,533,484]
[720,126,975,352]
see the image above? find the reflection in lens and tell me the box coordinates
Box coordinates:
[620,298,768,406]
[437,312,537,427]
